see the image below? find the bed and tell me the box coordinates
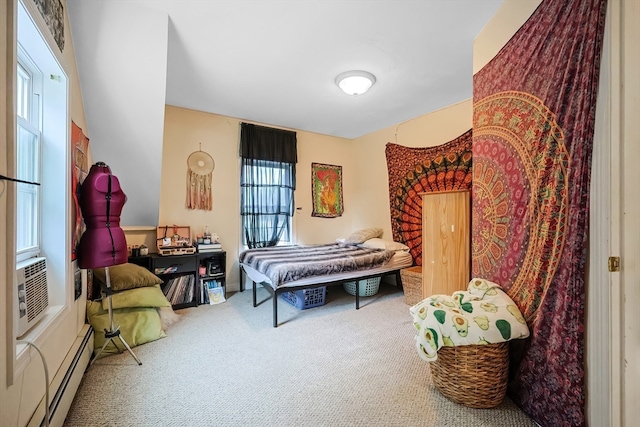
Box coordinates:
[239,237,413,327]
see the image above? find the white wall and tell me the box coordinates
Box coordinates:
[66,0,168,227]
[618,1,640,424]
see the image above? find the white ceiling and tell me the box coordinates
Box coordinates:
[68,0,504,140]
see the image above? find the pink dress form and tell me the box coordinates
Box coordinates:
[77,162,128,269]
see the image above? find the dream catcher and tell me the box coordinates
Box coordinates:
[186,144,215,210]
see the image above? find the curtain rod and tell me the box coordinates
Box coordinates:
[0,174,40,186]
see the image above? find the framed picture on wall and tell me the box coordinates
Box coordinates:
[311,162,343,218]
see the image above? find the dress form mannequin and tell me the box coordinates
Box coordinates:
[77,162,128,269]
[77,162,141,365]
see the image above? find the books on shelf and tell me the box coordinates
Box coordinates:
[197,242,223,253]
[198,279,208,304]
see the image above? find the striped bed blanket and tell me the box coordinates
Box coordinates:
[239,243,395,288]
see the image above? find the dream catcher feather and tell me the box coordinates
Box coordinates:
[385,130,473,265]
[186,144,214,210]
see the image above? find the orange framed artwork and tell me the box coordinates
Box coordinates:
[312,162,343,218]
[71,122,90,260]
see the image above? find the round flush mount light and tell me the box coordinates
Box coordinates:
[335,70,376,96]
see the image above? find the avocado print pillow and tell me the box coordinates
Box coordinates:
[409,278,530,362]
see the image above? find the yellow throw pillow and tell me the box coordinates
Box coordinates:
[87,300,166,357]
[101,284,171,310]
[93,263,163,292]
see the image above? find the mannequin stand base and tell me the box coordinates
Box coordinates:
[88,266,142,366]
[90,326,142,366]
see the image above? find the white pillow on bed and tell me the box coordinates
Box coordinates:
[343,228,384,244]
[360,238,410,252]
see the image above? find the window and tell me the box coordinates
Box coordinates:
[16,53,42,261]
[240,123,297,248]
[241,160,295,247]
[15,0,69,310]
[8,0,71,382]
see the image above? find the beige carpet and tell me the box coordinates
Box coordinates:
[65,282,537,427]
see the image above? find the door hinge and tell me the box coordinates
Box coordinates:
[608,256,620,272]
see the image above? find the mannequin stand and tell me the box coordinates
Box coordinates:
[90,266,142,365]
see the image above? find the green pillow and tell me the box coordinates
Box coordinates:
[93,263,163,292]
[102,284,171,310]
[87,300,166,357]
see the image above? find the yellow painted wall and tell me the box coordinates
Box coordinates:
[156,95,473,292]
[291,129,356,244]
[8,0,620,425]
[158,106,359,290]
[473,0,542,73]
[350,100,473,241]
[1,0,15,421]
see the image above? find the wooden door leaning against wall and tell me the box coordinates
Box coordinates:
[421,190,471,298]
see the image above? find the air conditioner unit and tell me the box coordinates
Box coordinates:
[16,257,49,337]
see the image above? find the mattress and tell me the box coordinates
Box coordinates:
[240,244,413,290]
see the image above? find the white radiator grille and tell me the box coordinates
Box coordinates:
[17,257,49,336]
[25,260,48,321]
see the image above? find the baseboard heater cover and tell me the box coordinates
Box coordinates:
[35,326,93,427]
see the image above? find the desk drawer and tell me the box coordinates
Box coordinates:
[151,255,197,275]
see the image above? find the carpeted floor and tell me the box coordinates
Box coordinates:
[65,282,537,427]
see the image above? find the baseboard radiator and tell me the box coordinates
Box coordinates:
[28,325,93,427]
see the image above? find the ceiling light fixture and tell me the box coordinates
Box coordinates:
[335,70,376,96]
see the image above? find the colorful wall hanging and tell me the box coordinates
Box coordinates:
[385,130,473,265]
[311,163,343,218]
[32,0,65,52]
[471,0,607,425]
[186,145,214,211]
[71,121,90,262]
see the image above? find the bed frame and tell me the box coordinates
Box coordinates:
[240,266,404,327]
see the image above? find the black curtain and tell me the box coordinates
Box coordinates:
[240,123,297,248]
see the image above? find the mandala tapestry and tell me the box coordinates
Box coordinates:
[385,130,472,266]
[472,0,607,425]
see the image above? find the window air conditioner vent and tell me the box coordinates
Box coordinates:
[16,257,49,336]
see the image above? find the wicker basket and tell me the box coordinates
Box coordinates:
[400,266,423,305]
[429,342,509,409]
